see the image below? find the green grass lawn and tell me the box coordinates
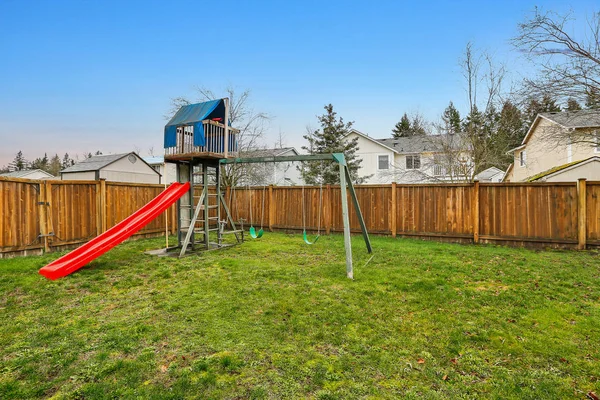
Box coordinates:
[1,233,599,399]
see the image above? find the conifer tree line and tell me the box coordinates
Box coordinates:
[0,151,103,176]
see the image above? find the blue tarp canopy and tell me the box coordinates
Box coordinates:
[164,99,226,148]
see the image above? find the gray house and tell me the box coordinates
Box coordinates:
[61,152,161,184]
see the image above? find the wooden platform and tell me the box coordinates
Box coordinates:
[164,152,234,162]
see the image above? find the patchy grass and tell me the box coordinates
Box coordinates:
[0,233,599,399]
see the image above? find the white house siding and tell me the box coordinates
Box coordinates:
[99,156,160,184]
[61,171,96,181]
[347,132,396,184]
[271,149,303,185]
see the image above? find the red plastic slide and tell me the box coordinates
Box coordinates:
[39,181,190,280]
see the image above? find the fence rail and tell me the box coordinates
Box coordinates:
[1,177,598,257]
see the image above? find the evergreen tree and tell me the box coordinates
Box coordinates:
[540,94,561,113]
[586,88,600,109]
[492,101,526,167]
[9,151,28,171]
[391,113,411,138]
[48,154,62,176]
[300,104,365,184]
[441,101,461,133]
[566,98,582,111]
[410,114,428,136]
[0,165,9,174]
[62,153,74,169]
[523,95,561,128]
[31,153,49,171]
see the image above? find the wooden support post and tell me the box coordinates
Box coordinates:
[391,182,397,237]
[473,180,480,244]
[578,178,587,250]
[325,184,332,235]
[44,180,53,250]
[268,185,274,232]
[339,162,353,279]
[203,162,209,249]
[38,182,49,252]
[223,98,229,158]
[180,187,205,257]
[96,180,102,236]
[99,179,107,234]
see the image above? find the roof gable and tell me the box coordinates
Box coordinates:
[0,169,54,178]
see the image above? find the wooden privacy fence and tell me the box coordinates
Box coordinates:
[225,179,599,249]
[0,177,176,258]
[1,177,598,257]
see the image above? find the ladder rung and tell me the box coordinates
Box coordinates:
[221,230,243,235]
[194,228,219,233]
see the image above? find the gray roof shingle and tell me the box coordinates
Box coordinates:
[541,109,600,128]
[61,153,130,173]
[376,134,464,153]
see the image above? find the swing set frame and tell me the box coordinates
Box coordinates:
[221,152,372,279]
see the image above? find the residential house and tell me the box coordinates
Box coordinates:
[0,169,55,180]
[474,167,505,183]
[346,129,472,184]
[504,110,600,182]
[61,152,161,184]
[239,147,303,186]
[143,156,178,184]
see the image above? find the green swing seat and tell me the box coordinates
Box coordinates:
[303,229,319,245]
[249,226,264,239]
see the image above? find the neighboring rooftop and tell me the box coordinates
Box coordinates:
[541,109,600,129]
[0,169,54,179]
[376,134,465,153]
[527,156,600,182]
[61,153,131,173]
[143,156,165,165]
[475,167,504,181]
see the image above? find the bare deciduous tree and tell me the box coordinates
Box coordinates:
[513,8,600,147]
[513,8,600,104]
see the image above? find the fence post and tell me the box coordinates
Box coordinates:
[325,184,332,234]
[38,181,49,252]
[391,182,397,237]
[578,178,587,250]
[99,179,107,233]
[268,185,274,232]
[473,180,480,244]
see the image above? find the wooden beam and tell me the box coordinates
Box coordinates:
[99,179,107,233]
[223,98,229,158]
[325,184,331,235]
[268,185,274,232]
[391,182,397,238]
[578,178,587,250]
[473,180,480,244]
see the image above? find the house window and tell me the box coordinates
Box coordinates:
[378,155,389,170]
[433,155,444,176]
[596,132,600,153]
[406,155,420,170]
[519,151,526,167]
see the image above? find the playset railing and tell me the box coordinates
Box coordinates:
[164,120,239,158]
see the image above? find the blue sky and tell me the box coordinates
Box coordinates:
[0,0,597,167]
